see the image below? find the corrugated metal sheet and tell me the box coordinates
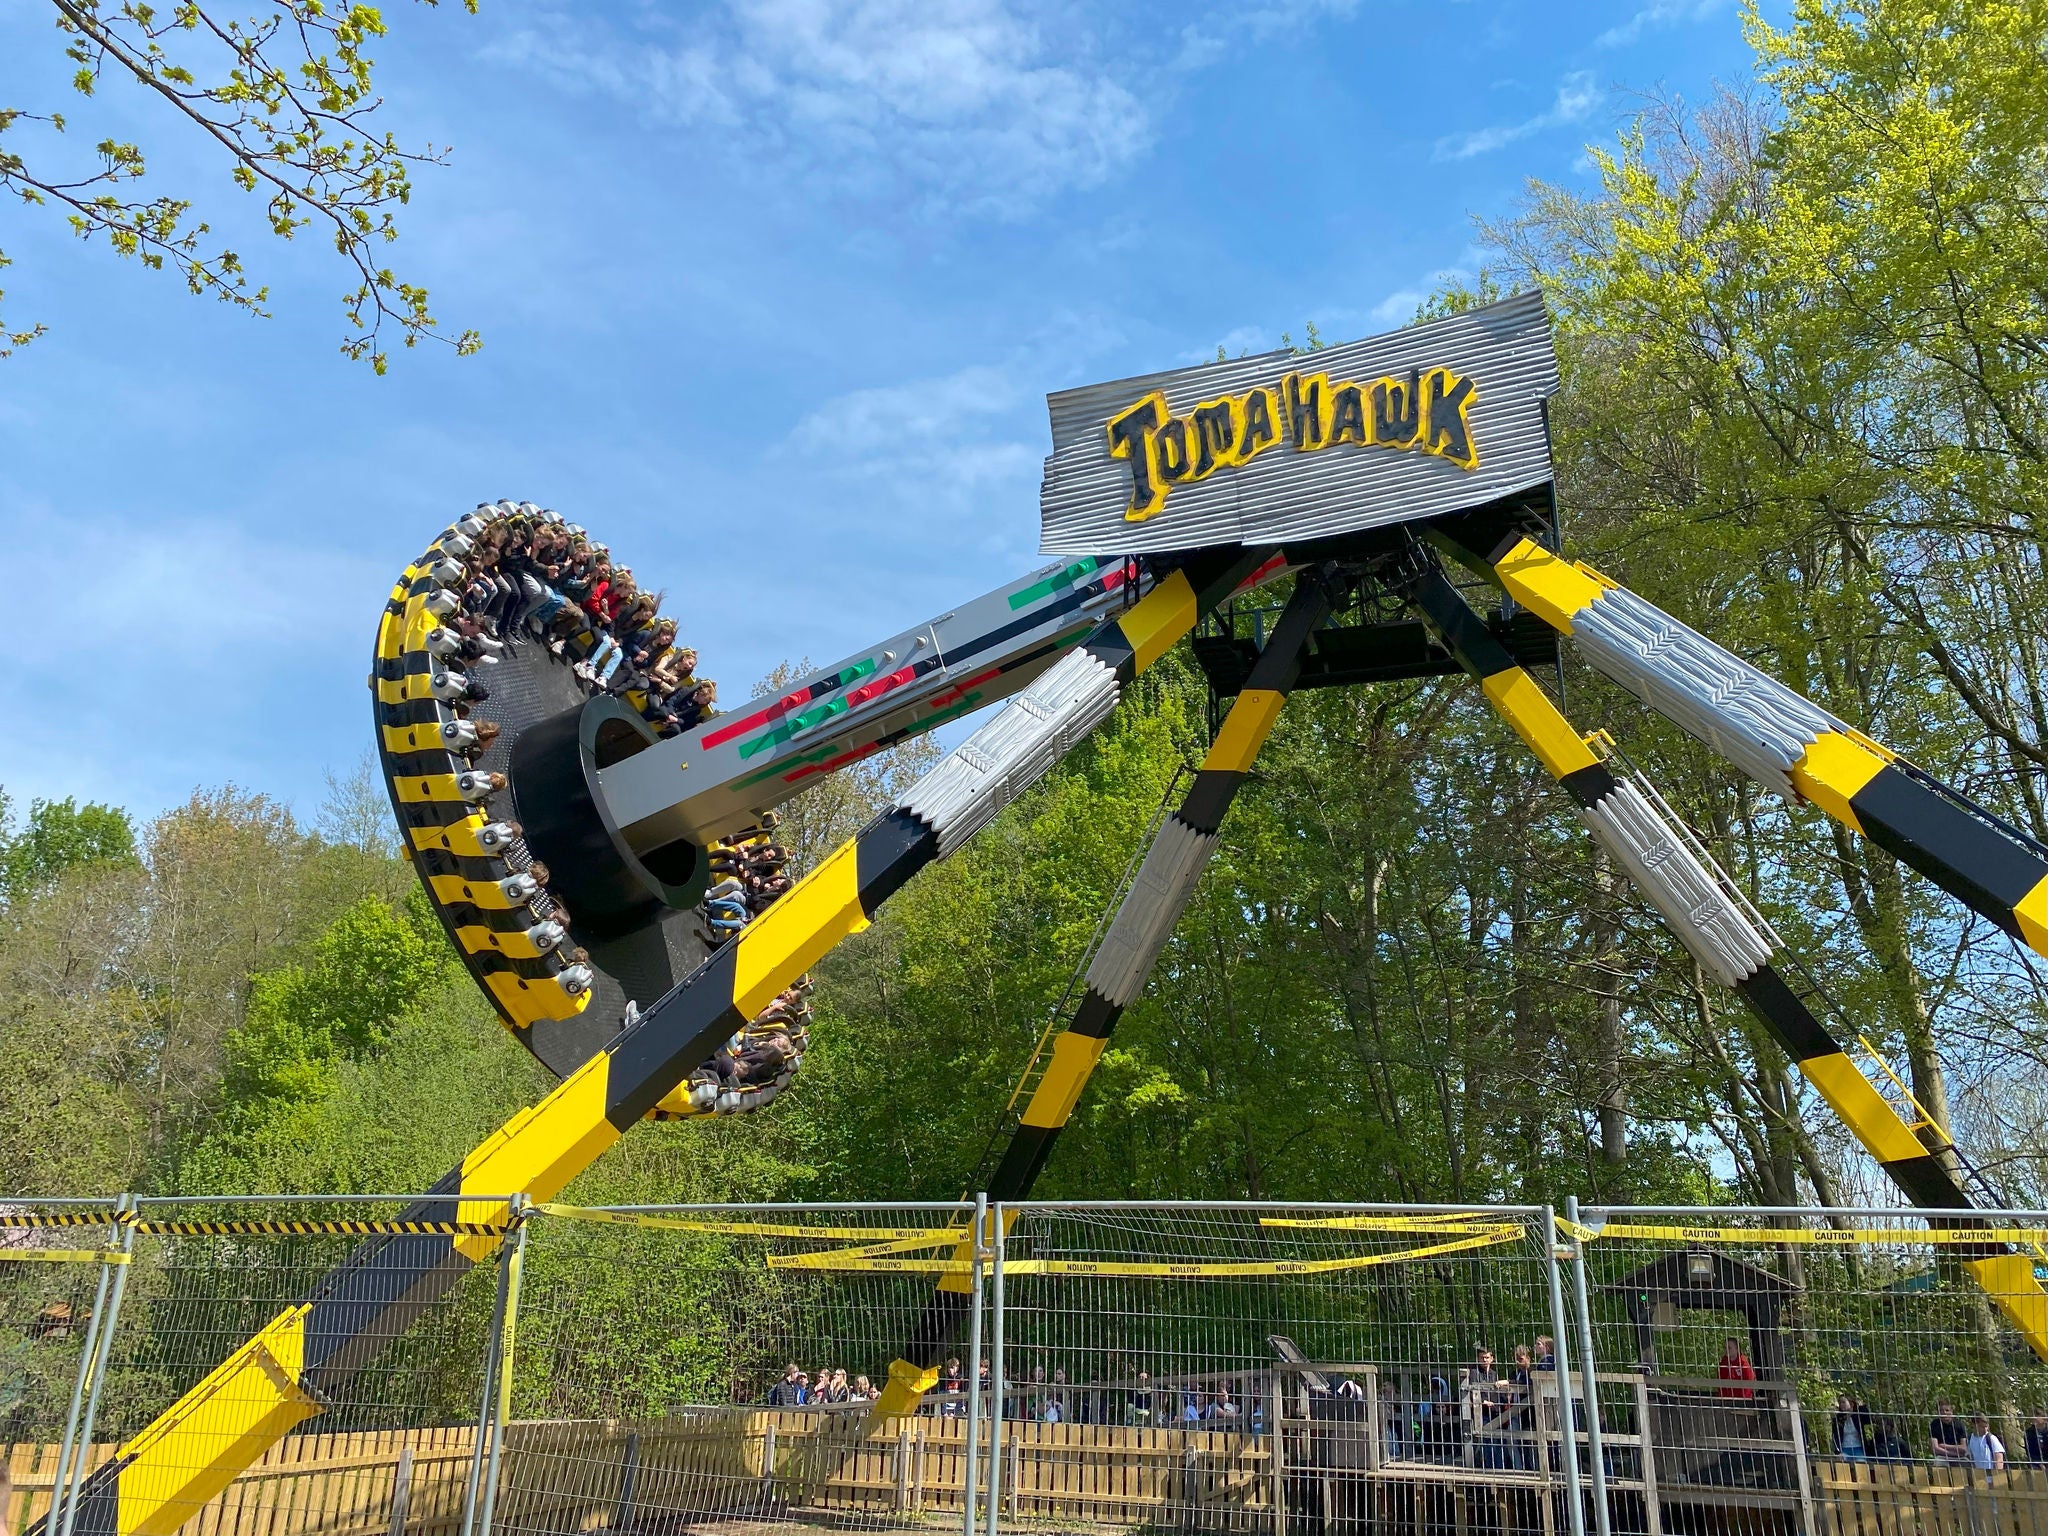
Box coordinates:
[1039,290,1559,555]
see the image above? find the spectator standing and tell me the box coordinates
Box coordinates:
[2025,1409,2048,1464]
[1832,1395,1869,1460]
[1128,1370,1154,1426]
[939,1357,965,1419]
[1716,1337,1757,1400]
[767,1363,805,1407]
[1931,1402,1970,1464]
[1969,1415,2006,1472]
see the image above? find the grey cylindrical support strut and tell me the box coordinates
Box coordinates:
[984,1206,1006,1536]
[962,1194,987,1536]
[1566,1197,1612,1536]
[1541,1207,1587,1536]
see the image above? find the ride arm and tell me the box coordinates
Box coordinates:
[1437,527,2048,961]
[1414,564,2048,1361]
[593,553,1161,862]
[56,550,1271,1536]
[868,575,1336,1419]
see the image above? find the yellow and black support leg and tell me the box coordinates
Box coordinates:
[1415,562,2048,1361]
[1443,528,2048,961]
[51,549,1274,1536]
[872,574,1336,1421]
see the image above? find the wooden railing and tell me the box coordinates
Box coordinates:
[7,1428,475,1536]
[18,1414,2048,1535]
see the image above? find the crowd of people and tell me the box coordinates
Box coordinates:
[414,501,809,1115]
[748,1335,2048,1479]
[445,501,718,738]
[1835,1397,2048,1471]
[765,1363,882,1407]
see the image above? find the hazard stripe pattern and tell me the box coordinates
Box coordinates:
[57,547,1269,1536]
[1478,534,2048,962]
[1414,562,2048,1362]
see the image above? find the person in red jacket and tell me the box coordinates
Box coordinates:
[1717,1337,1757,1399]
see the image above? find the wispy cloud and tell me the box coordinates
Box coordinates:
[1595,0,1727,49]
[1432,70,1601,161]
[484,0,1151,216]
[785,364,1039,518]
[1173,0,1359,70]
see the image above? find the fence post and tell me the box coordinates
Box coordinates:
[1564,1197,1612,1536]
[387,1446,415,1536]
[963,1193,988,1536]
[611,1430,639,1530]
[476,1194,531,1536]
[54,1194,138,1536]
[1541,1206,1588,1536]
[984,1202,1006,1536]
[46,1197,127,1536]
[461,1198,523,1536]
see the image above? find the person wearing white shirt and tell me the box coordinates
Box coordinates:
[1969,1415,2007,1472]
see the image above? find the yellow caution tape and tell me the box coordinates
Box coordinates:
[1569,1222,2048,1247]
[768,1231,977,1267]
[0,1212,127,1229]
[768,1256,980,1275]
[539,1203,967,1243]
[1007,1229,1520,1276]
[1260,1215,1526,1236]
[0,1249,130,1265]
[769,1228,1520,1277]
[136,1220,505,1237]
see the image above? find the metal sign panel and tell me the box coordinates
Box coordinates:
[1039,290,1559,555]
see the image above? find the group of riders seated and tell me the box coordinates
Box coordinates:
[433,501,806,1119]
[443,501,718,737]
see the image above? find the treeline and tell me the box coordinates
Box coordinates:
[4,0,2045,1213]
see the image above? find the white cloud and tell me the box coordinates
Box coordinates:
[1433,71,1601,161]
[1596,0,1727,49]
[1183,324,1269,363]
[785,364,1039,512]
[1370,289,1427,327]
[790,364,1020,456]
[484,0,1151,215]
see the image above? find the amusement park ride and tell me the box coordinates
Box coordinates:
[53,292,2048,1535]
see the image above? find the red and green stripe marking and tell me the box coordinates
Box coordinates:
[1007,555,1127,611]
[730,668,1008,791]
[709,562,1133,769]
[701,657,883,756]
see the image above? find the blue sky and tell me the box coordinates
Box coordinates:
[0,0,1768,826]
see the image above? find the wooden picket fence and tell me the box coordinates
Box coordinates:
[19,1423,2048,1535]
[6,1427,476,1536]
[487,1408,1274,1532]
[1815,1459,2048,1536]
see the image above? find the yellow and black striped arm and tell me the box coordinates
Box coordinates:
[863,578,1335,1423]
[1466,534,2048,961]
[985,574,1333,1204]
[52,549,1271,1536]
[1415,566,2048,1361]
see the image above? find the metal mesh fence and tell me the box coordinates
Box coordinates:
[22,1196,2048,1536]
[0,1201,130,1536]
[78,1196,507,1536]
[1570,1204,2048,1536]
[997,1203,1574,1536]
[489,1202,982,1536]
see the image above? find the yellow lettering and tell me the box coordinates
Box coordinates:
[1100,366,1480,522]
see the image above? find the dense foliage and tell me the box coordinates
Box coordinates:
[2,0,2043,1214]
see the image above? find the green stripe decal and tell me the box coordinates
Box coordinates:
[1009,558,1103,610]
